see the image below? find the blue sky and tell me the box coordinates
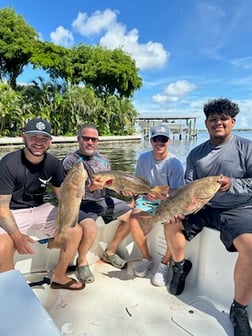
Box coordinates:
[1,0,252,129]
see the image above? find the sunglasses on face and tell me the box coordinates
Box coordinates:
[80,136,98,143]
[152,136,169,143]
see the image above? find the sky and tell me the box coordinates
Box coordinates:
[1,0,252,129]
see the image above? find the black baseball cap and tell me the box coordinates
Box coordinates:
[24,118,51,138]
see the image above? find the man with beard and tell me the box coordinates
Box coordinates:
[62,124,132,284]
[0,118,85,290]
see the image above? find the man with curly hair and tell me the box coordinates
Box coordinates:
[165,98,252,336]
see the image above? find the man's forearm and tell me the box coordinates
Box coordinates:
[0,195,19,235]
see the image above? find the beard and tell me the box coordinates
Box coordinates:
[82,147,95,156]
[25,140,47,157]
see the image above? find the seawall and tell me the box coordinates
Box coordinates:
[0,134,142,148]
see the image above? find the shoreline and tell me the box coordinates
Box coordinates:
[0,134,142,148]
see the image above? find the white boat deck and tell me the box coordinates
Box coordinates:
[36,260,234,336]
[1,220,251,336]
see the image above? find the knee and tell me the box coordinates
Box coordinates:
[72,224,83,237]
[234,234,252,255]
[0,236,14,264]
[119,209,132,222]
[80,219,97,237]
[129,218,140,232]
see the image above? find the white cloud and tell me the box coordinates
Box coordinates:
[101,29,168,70]
[50,26,74,47]
[72,9,117,36]
[152,80,196,106]
[71,9,168,70]
[230,57,252,70]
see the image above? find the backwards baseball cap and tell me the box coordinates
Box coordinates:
[24,118,52,138]
[150,124,172,139]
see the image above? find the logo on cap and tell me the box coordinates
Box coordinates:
[35,121,46,131]
[156,126,167,133]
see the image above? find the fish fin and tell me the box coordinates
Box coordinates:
[48,232,67,251]
[131,211,153,219]
[185,198,207,214]
[104,182,122,194]
[150,185,169,198]
[70,216,78,228]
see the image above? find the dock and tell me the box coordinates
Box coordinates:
[137,113,199,139]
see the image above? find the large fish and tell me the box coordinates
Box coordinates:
[49,161,88,251]
[134,175,222,225]
[89,170,169,198]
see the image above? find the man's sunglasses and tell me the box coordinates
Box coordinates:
[152,135,169,143]
[81,136,98,143]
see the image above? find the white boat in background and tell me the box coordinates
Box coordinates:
[1,217,251,336]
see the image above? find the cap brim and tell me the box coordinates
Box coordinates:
[25,131,52,138]
[151,133,170,138]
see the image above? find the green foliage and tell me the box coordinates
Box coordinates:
[71,45,142,98]
[0,7,38,88]
[0,7,142,137]
[30,41,73,82]
[0,82,33,136]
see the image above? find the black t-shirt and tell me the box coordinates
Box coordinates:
[0,149,64,209]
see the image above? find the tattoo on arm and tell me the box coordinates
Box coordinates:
[0,195,19,235]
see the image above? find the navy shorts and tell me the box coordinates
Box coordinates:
[78,197,132,224]
[182,205,252,252]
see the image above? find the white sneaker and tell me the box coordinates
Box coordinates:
[134,258,153,277]
[152,262,169,287]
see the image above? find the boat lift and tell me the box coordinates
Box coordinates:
[137,113,199,140]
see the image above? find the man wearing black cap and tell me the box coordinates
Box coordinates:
[0,118,85,290]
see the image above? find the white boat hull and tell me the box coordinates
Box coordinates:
[1,219,251,335]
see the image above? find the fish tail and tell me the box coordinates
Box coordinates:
[47,232,67,251]
[150,185,169,198]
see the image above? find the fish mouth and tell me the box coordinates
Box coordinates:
[104,178,113,185]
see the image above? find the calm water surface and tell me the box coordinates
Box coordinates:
[1,130,252,172]
[78,130,252,171]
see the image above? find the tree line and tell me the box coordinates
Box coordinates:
[0,7,143,136]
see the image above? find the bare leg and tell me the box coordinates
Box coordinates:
[0,234,15,272]
[164,220,186,262]
[106,210,131,255]
[52,224,83,288]
[233,234,252,305]
[162,223,173,264]
[77,218,97,266]
[130,215,152,260]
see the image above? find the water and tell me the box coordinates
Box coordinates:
[1,130,252,172]
[82,130,252,171]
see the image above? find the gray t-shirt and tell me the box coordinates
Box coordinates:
[185,134,252,208]
[135,150,185,191]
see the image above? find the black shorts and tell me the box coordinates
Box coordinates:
[78,197,131,224]
[182,205,252,252]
